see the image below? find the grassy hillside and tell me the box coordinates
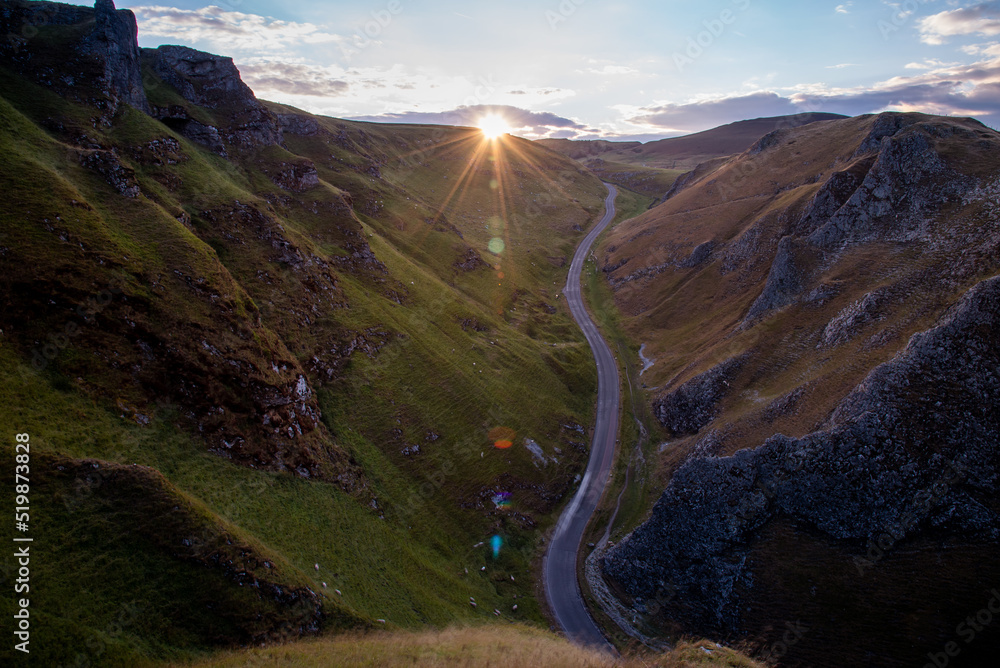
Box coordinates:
[0,8,619,660]
[174,625,765,668]
[540,114,846,173]
[578,159,684,201]
[595,112,1000,666]
[537,114,846,202]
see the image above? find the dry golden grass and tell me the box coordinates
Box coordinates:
[176,625,765,668]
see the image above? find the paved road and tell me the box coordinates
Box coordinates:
[543,183,620,651]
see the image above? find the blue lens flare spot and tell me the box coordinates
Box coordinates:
[491,534,503,559]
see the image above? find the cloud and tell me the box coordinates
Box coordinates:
[626,56,1000,132]
[904,59,961,70]
[583,65,639,75]
[627,92,801,132]
[349,105,598,138]
[237,62,350,97]
[131,5,342,53]
[826,63,858,69]
[835,3,853,14]
[919,1,1000,45]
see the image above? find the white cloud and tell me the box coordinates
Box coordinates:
[835,3,853,15]
[826,63,858,69]
[919,1,1000,45]
[904,58,962,69]
[132,5,342,53]
[582,65,640,75]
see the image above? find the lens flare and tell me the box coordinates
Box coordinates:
[492,492,512,508]
[488,237,505,254]
[491,534,503,559]
[490,426,516,449]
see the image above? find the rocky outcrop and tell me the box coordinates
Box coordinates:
[268,160,320,192]
[819,287,891,347]
[78,148,140,197]
[278,113,321,137]
[748,127,787,155]
[792,156,873,236]
[454,248,488,272]
[742,115,977,324]
[743,236,805,323]
[148,45,252,110]
[809,126,972,248]
[679,240,716,268]
[852,111,922,157]
[654,355,746,436]
[604,274,1000,633]
[0,0,149,117]
[81,0,148,113]
[150,104,228,155]
[146,44,281,150]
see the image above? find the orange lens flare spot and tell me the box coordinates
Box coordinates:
[489,426,516,441]
[494,440,513,449]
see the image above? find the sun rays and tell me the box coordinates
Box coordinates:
[477,114,510,140]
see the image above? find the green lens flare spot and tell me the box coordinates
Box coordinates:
[488,237,505,254]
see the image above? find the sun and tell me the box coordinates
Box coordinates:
[478,114,510,140]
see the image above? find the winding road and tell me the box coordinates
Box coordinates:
[543,183,620,650]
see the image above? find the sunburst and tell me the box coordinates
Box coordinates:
[477,114,510,140]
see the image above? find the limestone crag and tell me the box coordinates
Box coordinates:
[0,0,148,118]
[81,0,148,114]
[808,126,972,248]
[603,274,1000,633]
[654,355,747,437]
[147,45,281,150]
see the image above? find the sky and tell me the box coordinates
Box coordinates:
[90,0,1000,140]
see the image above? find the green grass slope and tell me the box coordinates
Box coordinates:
[0,13,612,662]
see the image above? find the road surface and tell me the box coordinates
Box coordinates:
[543,183,620,650]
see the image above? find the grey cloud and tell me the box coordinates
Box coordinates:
[629,61,1000,133]
[351,105,589,131]
[629,92,800,132]
[238,63,350,97]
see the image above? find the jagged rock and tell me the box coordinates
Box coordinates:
[269,160,320,192]
[604,274,1000,633]
[853,112,922,157]
[182,121,226,156]
[78,148,140,197]
[130,136,185,166]
[148,44,250,110]
[0,0,148,116]
[459,318,488,332]
[654,355,746,436]
[148,98,227,157]
[679,240,716,268]
[147,44,281,149]
[809,122,973,248]
[454,248,487,272]
[748,128,787,155]
[793,156,873,236]
[819,287,891,347]
[743,236,803,322]
[661,169,696,201]
[81,0,148,114]
[278,113,321,137]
